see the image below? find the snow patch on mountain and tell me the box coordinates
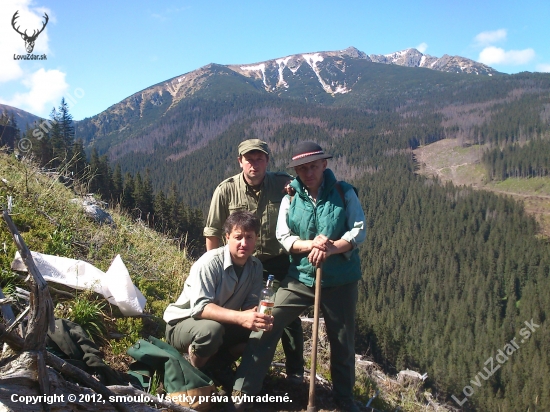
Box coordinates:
[302,53,333,94]
[276,56,292,88]
[240,63,268,89]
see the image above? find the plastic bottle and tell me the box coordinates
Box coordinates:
[257,274,275,321]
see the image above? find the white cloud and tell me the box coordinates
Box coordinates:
[416,42,428,54]
[478,46,535,66]
[536,64,550,73]
[0,68,69,115]
[474,29,507,46]
[0,57,24,83]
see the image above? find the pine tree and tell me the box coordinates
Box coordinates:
[98,155,113,200]
[134,172,153,223]
[70,139,87,181]
[121,172,135,210]
[58,98,75,153]
[153,189,169,231]
[88,147,101,194]
[9,113,20,138]
[167,182,182,234]
[133,170,154,222]
[111,164,124,204]
[142,169,154,218]
[48,108,64,168]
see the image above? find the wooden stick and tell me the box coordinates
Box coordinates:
[5,307,29,334]
[45,353,133,412]
[2,209,56,411]
[307,266,323,412]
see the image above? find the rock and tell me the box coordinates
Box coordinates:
[70,196,115,227]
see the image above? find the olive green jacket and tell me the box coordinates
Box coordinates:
[204,171,291,262]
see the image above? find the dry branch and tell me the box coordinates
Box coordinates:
[2,209,55,350]
[0,305,135,412]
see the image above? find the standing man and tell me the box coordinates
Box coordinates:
[204,139,304,382]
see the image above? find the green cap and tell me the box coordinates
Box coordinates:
[238,139,270,156]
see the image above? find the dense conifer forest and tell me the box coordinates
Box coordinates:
[483,138,550,180]
[355,160,550,411]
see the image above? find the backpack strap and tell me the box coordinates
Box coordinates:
[335,182,346,207]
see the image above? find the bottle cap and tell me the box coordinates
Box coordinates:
[267,274,274,281]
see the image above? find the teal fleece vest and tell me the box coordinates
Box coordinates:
[287,169,362,287]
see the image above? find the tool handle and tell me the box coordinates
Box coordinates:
[307,266,323,412]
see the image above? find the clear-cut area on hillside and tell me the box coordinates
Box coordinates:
[414,138,550,237]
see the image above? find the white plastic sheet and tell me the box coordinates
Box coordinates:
[11,252,146,316]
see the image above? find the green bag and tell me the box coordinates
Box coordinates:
[127,336,216,411]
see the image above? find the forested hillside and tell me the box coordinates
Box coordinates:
[91,90,549,411]
[354,158,550,411]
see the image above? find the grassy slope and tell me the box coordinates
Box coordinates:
[413,139,550,238]
[0,151,190,349]
[0,152,451,411]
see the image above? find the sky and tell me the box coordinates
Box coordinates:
[1,0,549,121]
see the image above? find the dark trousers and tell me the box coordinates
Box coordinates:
[262,255,305,376]
[166,318,251,359]
[234,277,358,400]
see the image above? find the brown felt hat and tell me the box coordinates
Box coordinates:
[238,139,270,156]
[288,141,332,167]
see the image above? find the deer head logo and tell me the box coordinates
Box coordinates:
[11,11,49,54]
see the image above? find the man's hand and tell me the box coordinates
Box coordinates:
[308,235,337,267]
[239,307,273,332]
[311,234,330,251]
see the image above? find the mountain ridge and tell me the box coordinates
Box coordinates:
[72,45,504,158]
[229,46,499,95]
[0,103,41,129]
[81,46,499,126]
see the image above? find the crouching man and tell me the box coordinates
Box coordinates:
[163,211,273,381]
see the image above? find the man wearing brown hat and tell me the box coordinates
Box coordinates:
[204,138,304,383]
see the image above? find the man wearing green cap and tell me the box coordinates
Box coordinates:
[204,138,304,383]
